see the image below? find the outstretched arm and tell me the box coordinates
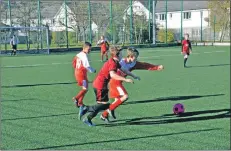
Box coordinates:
[131,61,164,71]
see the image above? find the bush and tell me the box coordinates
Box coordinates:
[158,29,175,43]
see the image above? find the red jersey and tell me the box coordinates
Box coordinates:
[98,40,109,51]
[182,40,192,53]
[93,58,121,89]
[72,51,91,80]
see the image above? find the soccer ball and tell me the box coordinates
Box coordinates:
[173,103,185,115]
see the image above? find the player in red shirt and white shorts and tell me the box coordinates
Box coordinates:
[181,33,192,68]
[97,36,109,62]
[100,48,164,122]
[72,42,96,119]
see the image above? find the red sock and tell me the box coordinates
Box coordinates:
[102,110,109,118]
[78,92,87,106]
[109,98,123,111]
[75,90,87,105]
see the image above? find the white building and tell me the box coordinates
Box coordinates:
[124,1,212,40]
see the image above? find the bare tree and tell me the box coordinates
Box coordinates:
[13,0,37,50]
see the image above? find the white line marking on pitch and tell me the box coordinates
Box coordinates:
[1,50,227,68]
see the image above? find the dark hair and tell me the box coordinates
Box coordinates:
[84,42,92,47]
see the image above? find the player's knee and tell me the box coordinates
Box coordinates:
[121,94,128,102]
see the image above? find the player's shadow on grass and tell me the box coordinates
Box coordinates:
[1,81,92,88]
[28,128,220,150]
[1,113,77,121]
[187,63,230,68]
[103,108,230,127]
[123,94,225,105]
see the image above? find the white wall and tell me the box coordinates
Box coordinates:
[125,1,151,20]
[51,3,98,32]
[156,9,209,29]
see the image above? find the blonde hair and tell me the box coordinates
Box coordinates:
[127,47,139,58]
[109,46,122,57]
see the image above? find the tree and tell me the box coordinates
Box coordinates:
[12,0,37,50]
[58,1,89,44]
[207,0,230,42]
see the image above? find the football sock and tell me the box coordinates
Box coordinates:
[75,89,87,106]
[184,58,188,66]
[109,98,123,111]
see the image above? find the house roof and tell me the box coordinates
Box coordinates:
[140,0,208,13]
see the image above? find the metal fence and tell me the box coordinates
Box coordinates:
[0,0,230,50]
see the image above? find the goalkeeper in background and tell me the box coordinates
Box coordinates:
[10,35,18,56]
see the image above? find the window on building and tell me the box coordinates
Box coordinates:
[170,13,172,19]
[52,19,55,24]
[183,12,191,19]
[159,14,166,21]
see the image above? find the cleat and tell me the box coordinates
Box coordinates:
[78,105,88,120]
[100,115,110,123]
[107,109,116,119]
[83,118,95,127]
[72,97,79,108]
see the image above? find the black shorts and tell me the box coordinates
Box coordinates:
[12,45,17,50]
[93,88,109,103]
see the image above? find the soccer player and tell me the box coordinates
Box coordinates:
[97,36,109,62]
[181,33,192,68]
[77,46,136,126]
[10,35,18,56]
[100,48,164,122]
[72,42,96,119]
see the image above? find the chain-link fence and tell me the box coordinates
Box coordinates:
[0,0,230,51]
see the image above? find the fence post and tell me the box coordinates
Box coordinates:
[88,0,92,44]
[8,0,12,27]
[64,0,69,49]
[37,0,43,49]
[130,0,133,44]
[165,0,168,43]
[110,0,113,44]
[152,0,157,45]
[148,0,151,42]
[200,10,203,42]
[213,15,216,43]
[180,0,183,42]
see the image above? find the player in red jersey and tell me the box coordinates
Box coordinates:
[97,36,109,62]
[72,42,96,119]
[100,48,164,122]
[181,33,192,68]
[77,46,137,126]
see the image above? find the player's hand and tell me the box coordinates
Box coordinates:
[157,65,164,70]
[124,78,134,84]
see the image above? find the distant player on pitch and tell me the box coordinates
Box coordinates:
[97,35,109,62]
[181,33,192,68]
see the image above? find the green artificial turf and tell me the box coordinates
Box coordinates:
[1,46,230,150]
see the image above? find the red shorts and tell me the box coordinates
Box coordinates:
[101,49,107,55]
[109,83,128,98]
[182,51,190,56]
[75,71,88,88]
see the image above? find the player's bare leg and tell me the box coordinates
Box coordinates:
[105,51,108,61]
[184,54,188,67]
[101,52,104,62]
[72,80,88,120]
